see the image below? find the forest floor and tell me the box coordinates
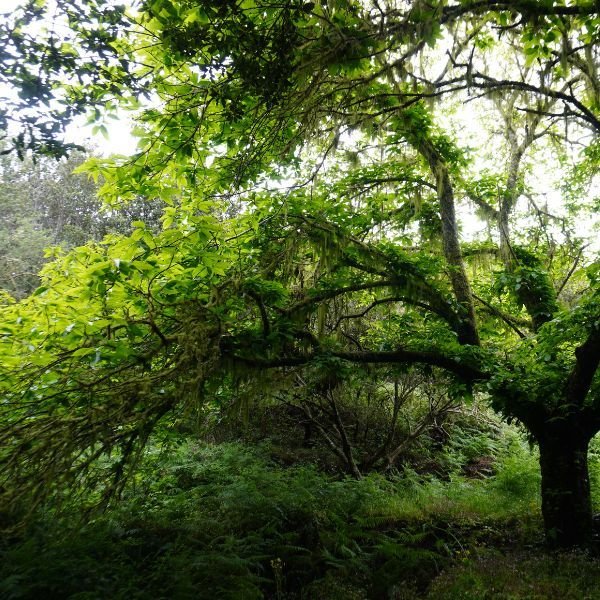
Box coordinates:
[2,440,600,599]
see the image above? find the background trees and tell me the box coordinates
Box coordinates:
[0,150,164,297]
[0,0,599,551]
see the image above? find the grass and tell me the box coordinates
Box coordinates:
[427,549,600,599]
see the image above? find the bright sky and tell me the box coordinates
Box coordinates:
[64,114,138,157]
[2,0,26,11]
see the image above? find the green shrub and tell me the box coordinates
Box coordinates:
[0,438,547,599]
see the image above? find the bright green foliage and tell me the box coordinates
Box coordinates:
[0,211,234,506]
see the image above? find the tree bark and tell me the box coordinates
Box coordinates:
[414,137,480,346]
[535,329,600,548]
[537,426,593,548]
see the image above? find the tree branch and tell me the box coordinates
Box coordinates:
[228,348,487,382]
[564,327,600,407]
[472,293,529,338]
[332,295,452,331]
[247,291,271,337]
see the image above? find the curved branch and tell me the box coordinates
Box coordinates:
[332,295,453,331]
[247,290,271,337]
[285,280,397,314]
[469,74,600,132]
[441,1,600,24]
[465,192,499,220]
[229,348,487,383]
[556,246,587,298]
[472,293,528,338]
[410,135,480,345]
[289,213,465,335]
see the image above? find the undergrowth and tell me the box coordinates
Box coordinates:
[0,432,597,599]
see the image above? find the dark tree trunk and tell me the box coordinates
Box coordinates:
[531,328,600,548]
[537,427,593,548]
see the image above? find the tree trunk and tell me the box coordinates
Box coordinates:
[537,428,593,548]
[411,136,480,346]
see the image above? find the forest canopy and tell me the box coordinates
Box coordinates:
[0,0,599,556]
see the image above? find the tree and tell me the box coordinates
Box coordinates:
[0,149,164,297]
[0,0,599,548]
